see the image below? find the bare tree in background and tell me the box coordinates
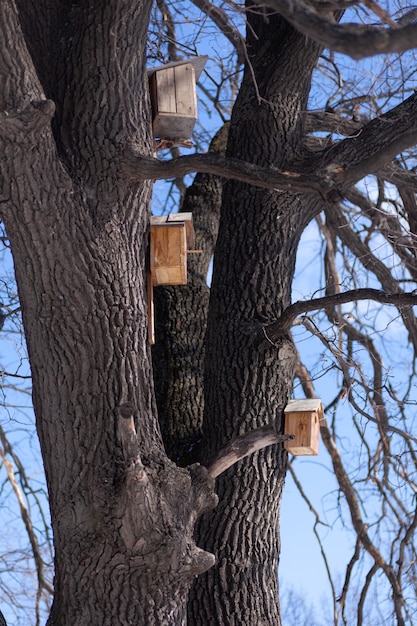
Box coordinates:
[0,227,53,625]
[1,0,417,624]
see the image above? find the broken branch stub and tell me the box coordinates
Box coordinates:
[207,425,294,478]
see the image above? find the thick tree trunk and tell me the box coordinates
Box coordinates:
[188,15,323,625]
[0,1,217,623]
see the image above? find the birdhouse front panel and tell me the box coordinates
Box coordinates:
[150,213,195,287]
[150,63,197,139]
[150,222,187,286]
[283,399,323,456]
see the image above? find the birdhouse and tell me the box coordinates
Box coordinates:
[148,57,208,139]
[150,213,195,286]
[147,213,197,344]
[283,399,323,456]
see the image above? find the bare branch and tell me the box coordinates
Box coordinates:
[254,0,417,59]
[357,564,380,626]
[325,203,417,353]
[155,0,180,62]
[301,317,417,444]
[123,149,325,193]
[263,288,417,341]
[287,463,338,620]
[339,539,361,623]
[377,163,417,192]
[317,92,417,190]
[303,110,363,136]
[0,440,53,603]
[126,93,417,199]
[294,355,406,625]
[190,0,246,64]
[206,425,294,478]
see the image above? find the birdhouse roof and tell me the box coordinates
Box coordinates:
[284,398,324,417]
[150,212,195,248]
[147,56,208,81]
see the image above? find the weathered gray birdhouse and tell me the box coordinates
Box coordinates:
[148,57,208,139]
[284,398,323,456]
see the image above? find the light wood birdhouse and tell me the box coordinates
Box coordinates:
[284,399,323,456]
[147,213,197,344]
[150,213,195,286]
[148,57,208,139]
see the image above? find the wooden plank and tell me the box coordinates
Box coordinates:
[151,213,192,225]
[150,223,187,286]
[156,67,176,113]
[174,64,196,117]
[149,72,158,120]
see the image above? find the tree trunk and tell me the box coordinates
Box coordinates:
[1,1,217,623]
[152,125,229,466]
[189,15,323,625]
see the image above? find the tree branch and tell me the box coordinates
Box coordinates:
[316,92,417,191]
[263,288,417,342]
[255,0,417,59]
[295,355,406,625]
[0,438,54,600]
[190,0,246,64]
[206,425,294,478]
[325,203,417,354]
[123,150,326,193]
[125,92,417,197]
[303,110,363,136]
[377,163,417,192]
[0,0,44,110]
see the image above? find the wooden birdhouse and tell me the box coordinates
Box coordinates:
[147,213,197,344]
[150,213,195,286]
[148,56,208,139]
[284,399,323,456]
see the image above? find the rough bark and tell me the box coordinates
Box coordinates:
[255,0,417,58]
[188,13,324,626]
[152,125,229,466]
[0,1,217,623]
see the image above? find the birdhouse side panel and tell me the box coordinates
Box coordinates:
[150,224,187,286]
[284,411,319,456]
[174,64,197,117]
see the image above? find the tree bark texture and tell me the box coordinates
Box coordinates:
[1,1,217,623]
[152,125,228,466]
[188,14,324,625]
